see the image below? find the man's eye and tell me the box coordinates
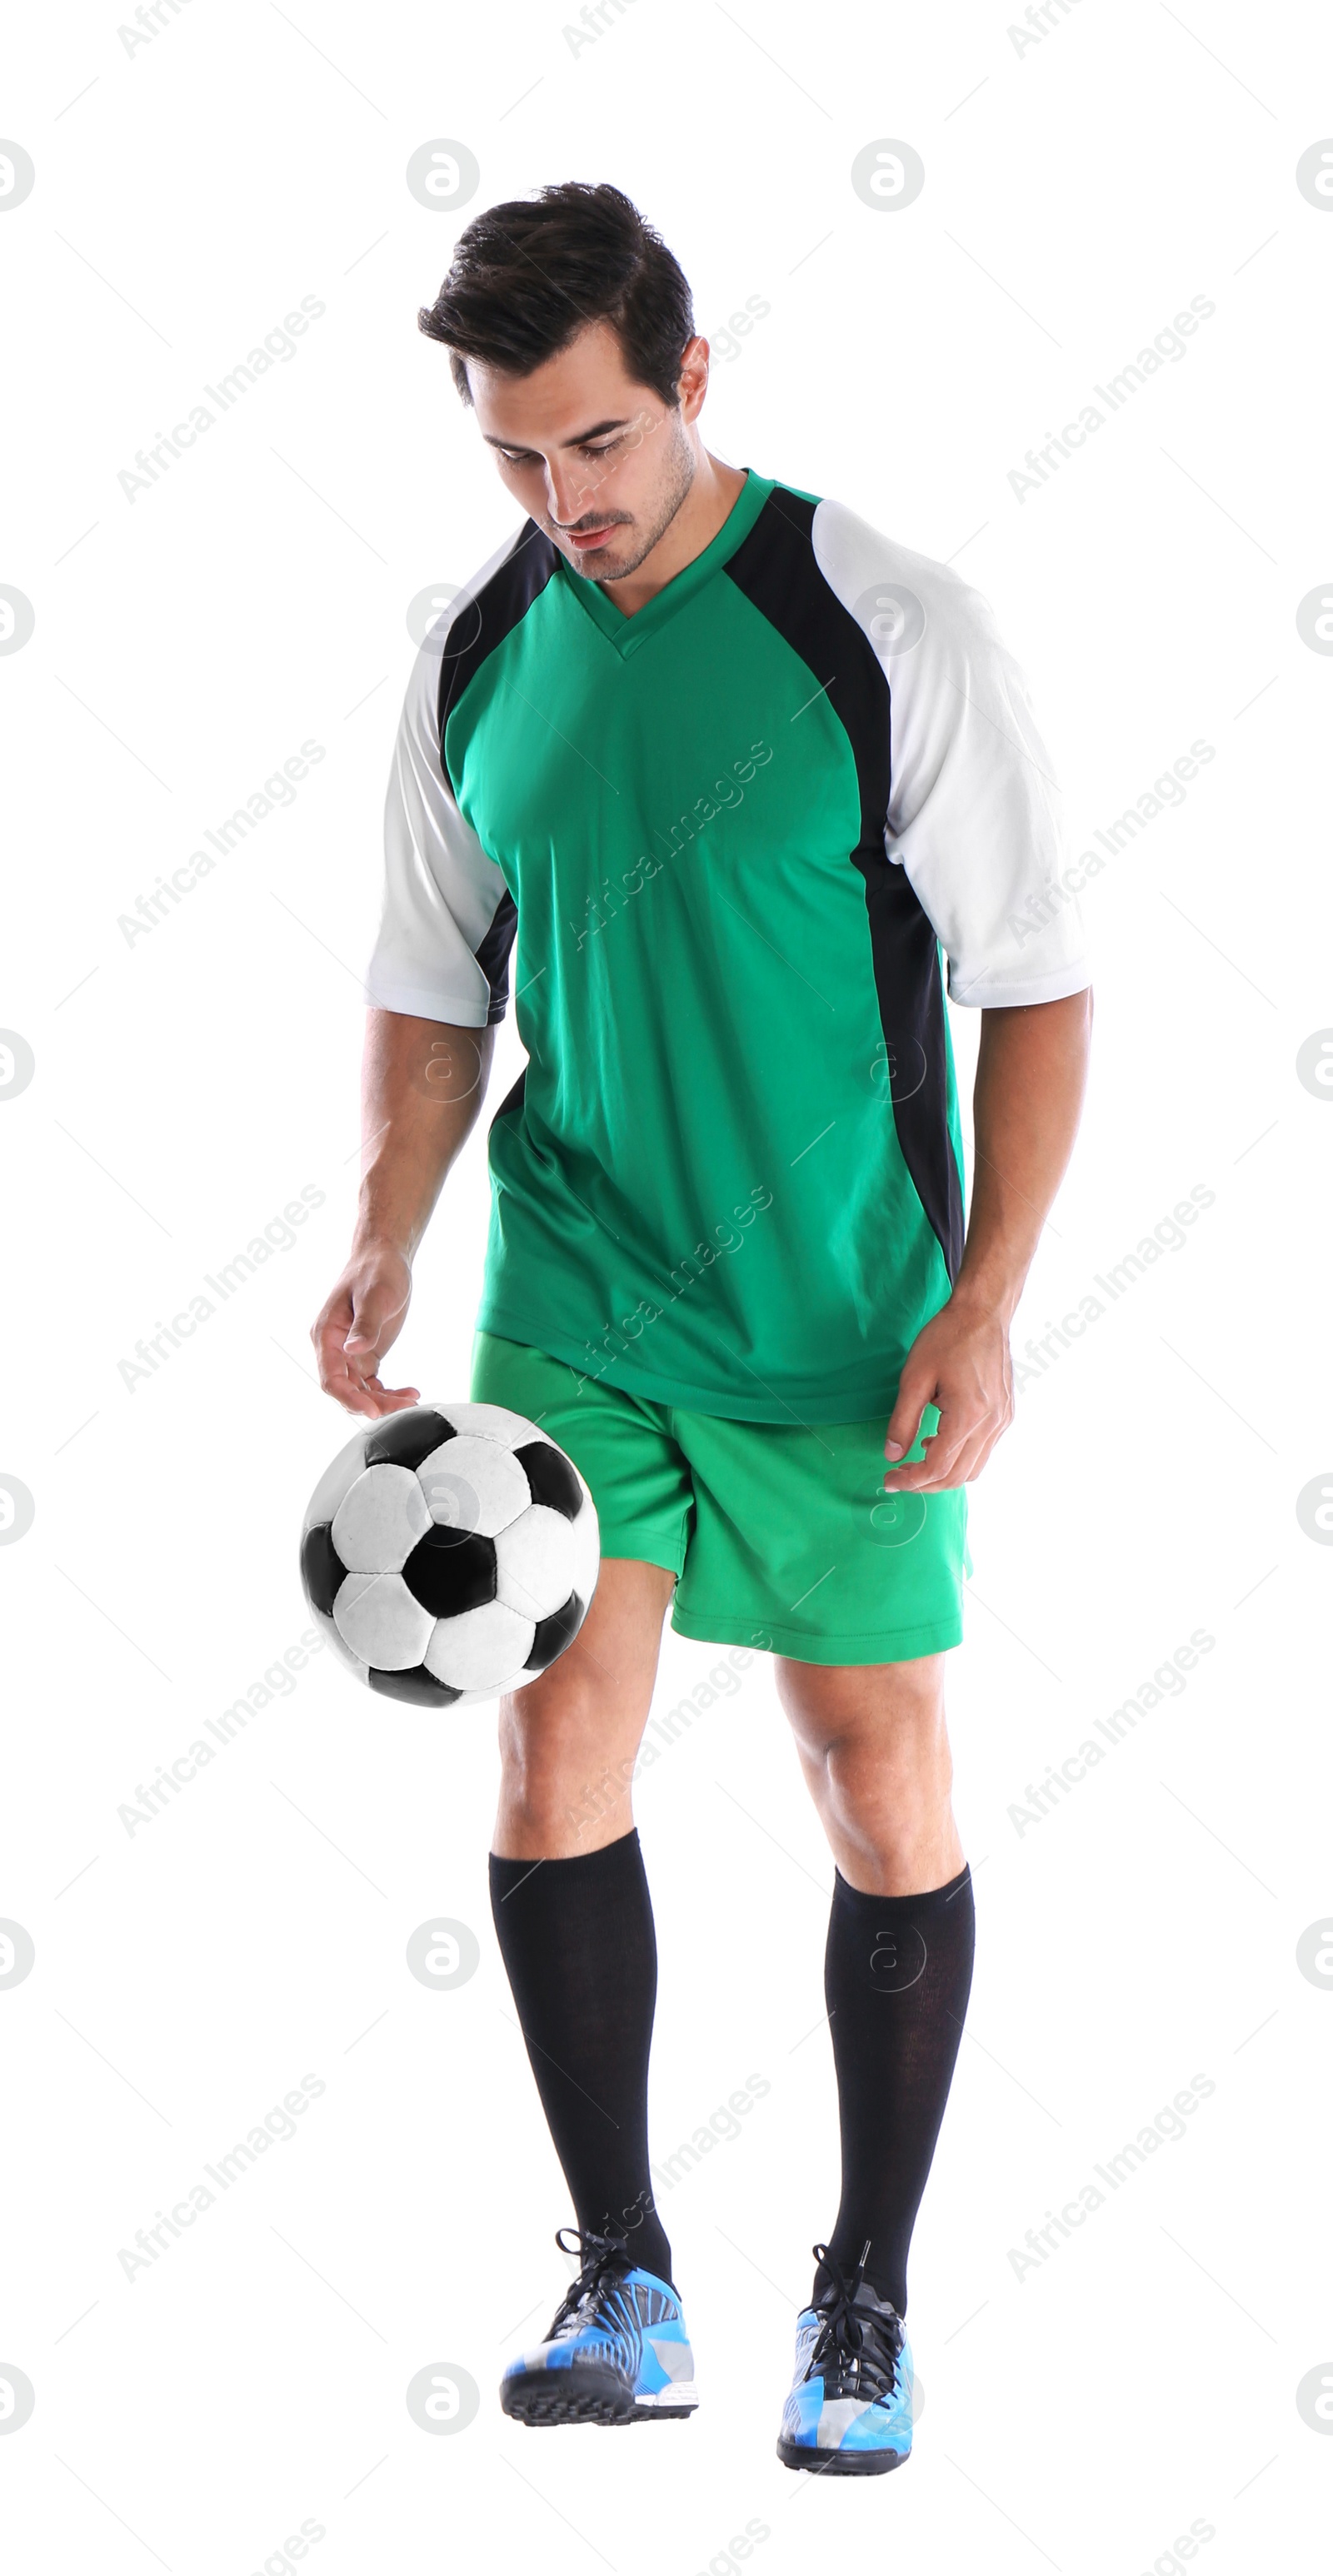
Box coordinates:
[579,441,619,459]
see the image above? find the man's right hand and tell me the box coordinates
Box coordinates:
[312,1240,421,1418]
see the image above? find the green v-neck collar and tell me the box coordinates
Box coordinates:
[554,466,773,658]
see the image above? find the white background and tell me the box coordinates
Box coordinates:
[2,2,1331,2569]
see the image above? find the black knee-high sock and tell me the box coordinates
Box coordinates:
[818,1862,975,2316]
[488,1826,673,2285]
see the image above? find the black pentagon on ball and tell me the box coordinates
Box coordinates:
[363,1407,455,1472]
[300,1522,347,1617]
[525,1592,584,1673]
[402,1525,497,1617]
[515,1439,583,1521]
[368,1664,463,1707]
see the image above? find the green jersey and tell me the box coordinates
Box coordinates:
[370,470,1089,1423]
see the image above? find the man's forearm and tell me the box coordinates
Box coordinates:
[355,1009,496,1258]
[951,989,1093,1324]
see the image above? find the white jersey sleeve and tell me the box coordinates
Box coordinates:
[812,499,1091,1007]
[366,538,520,1025]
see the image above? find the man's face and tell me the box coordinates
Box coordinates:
[467,319,700,582]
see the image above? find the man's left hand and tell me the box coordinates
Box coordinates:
[881,1297,1014,1492]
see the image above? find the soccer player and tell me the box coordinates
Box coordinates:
[312,181,1091,2474]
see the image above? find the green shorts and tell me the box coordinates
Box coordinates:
[470,1331,970,1667]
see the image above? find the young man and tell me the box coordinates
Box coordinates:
[312,181,1091,2475]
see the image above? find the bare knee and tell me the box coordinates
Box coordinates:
[495,1662,643,1856]
[776,1655,961,1892]
[499,1684,600,1815]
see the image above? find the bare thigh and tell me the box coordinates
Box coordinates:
[492,1557,677,1860]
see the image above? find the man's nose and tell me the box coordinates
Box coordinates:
[546,458,604,526]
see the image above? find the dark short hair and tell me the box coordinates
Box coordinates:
[417,181,695,408]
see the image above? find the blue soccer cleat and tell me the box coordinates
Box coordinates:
[777,2241,913,2475]
[501,2227,699,2428]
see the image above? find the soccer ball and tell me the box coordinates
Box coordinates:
[299,1402,600,1707]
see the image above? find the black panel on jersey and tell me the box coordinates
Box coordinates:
[435,522,560,1028]
[437,521,561,752]
[722,487,964,1283]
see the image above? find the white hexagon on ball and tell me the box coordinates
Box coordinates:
[332,1464,432,1572]
[333,1570,434,1671]
[423,1599,536,1692]
[416,1435,533,1538]
[494,1505,576,1622]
